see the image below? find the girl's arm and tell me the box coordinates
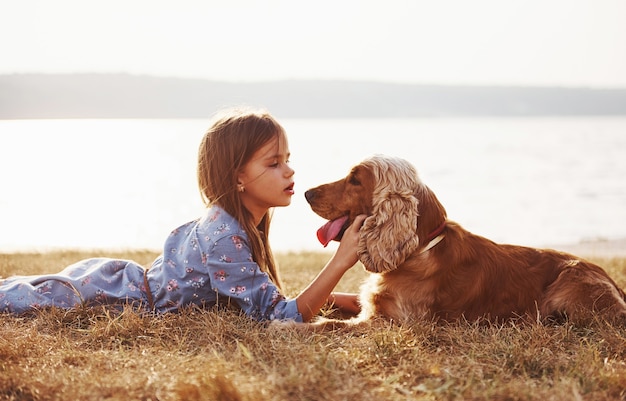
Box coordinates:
[327,292,361,316]
[295,215,366,322]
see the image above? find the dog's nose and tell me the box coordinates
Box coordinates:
[304,190,315,203]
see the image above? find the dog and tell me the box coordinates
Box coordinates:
[305,155,626,326]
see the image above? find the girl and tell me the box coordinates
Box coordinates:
[0,108,364,322]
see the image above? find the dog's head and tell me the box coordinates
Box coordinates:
[305,155,443,273]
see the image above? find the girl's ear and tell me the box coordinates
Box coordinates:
[237,170,245,186]
[357,191,420,273]
[237,173,246,193]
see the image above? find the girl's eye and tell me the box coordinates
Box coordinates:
[270,159,290,168]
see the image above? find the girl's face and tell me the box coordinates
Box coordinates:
[238,135,295,224]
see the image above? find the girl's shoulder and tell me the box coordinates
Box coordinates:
[159,206,247,257]
[197,205,247,242]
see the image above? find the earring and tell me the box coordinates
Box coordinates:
[238,185,245,193]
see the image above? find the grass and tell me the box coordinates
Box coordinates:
[1,250,625,400]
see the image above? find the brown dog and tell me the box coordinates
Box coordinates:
[305,155,626,326]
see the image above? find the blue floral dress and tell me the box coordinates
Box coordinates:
[0,206,303,322]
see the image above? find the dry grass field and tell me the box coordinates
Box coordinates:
[1,250,625,400]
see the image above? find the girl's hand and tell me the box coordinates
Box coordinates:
[294,214,367,322]
[333,214,367,269]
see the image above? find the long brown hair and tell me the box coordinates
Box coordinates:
[197,107,284,289]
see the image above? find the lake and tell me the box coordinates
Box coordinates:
[1,117,625,253]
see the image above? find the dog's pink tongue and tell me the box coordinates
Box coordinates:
[316,216,349,247]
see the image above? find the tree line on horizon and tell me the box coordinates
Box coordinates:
[2,73,626,119]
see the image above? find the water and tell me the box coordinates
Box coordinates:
[1,117,625,253]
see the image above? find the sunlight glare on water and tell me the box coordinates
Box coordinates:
[1,117,625,252]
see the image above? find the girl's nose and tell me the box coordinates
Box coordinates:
[286,165,295,177]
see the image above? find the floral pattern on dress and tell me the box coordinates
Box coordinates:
[231,235,244,250]
[166,279,179,292]
[214,270,229,281]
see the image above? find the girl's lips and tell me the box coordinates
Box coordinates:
[284,183,295,195]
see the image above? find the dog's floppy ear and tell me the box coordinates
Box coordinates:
[357,189,420,273]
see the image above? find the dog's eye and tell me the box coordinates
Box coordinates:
[349,175,361,186]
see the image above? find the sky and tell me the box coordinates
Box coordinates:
[1,0,626,88]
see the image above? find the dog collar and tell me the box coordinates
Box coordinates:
[421,233,445,253]
[426,221,447,240]
[421,221,447,253]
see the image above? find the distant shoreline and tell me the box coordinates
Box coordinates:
[545,237,626,258]
[2,73,626,119]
